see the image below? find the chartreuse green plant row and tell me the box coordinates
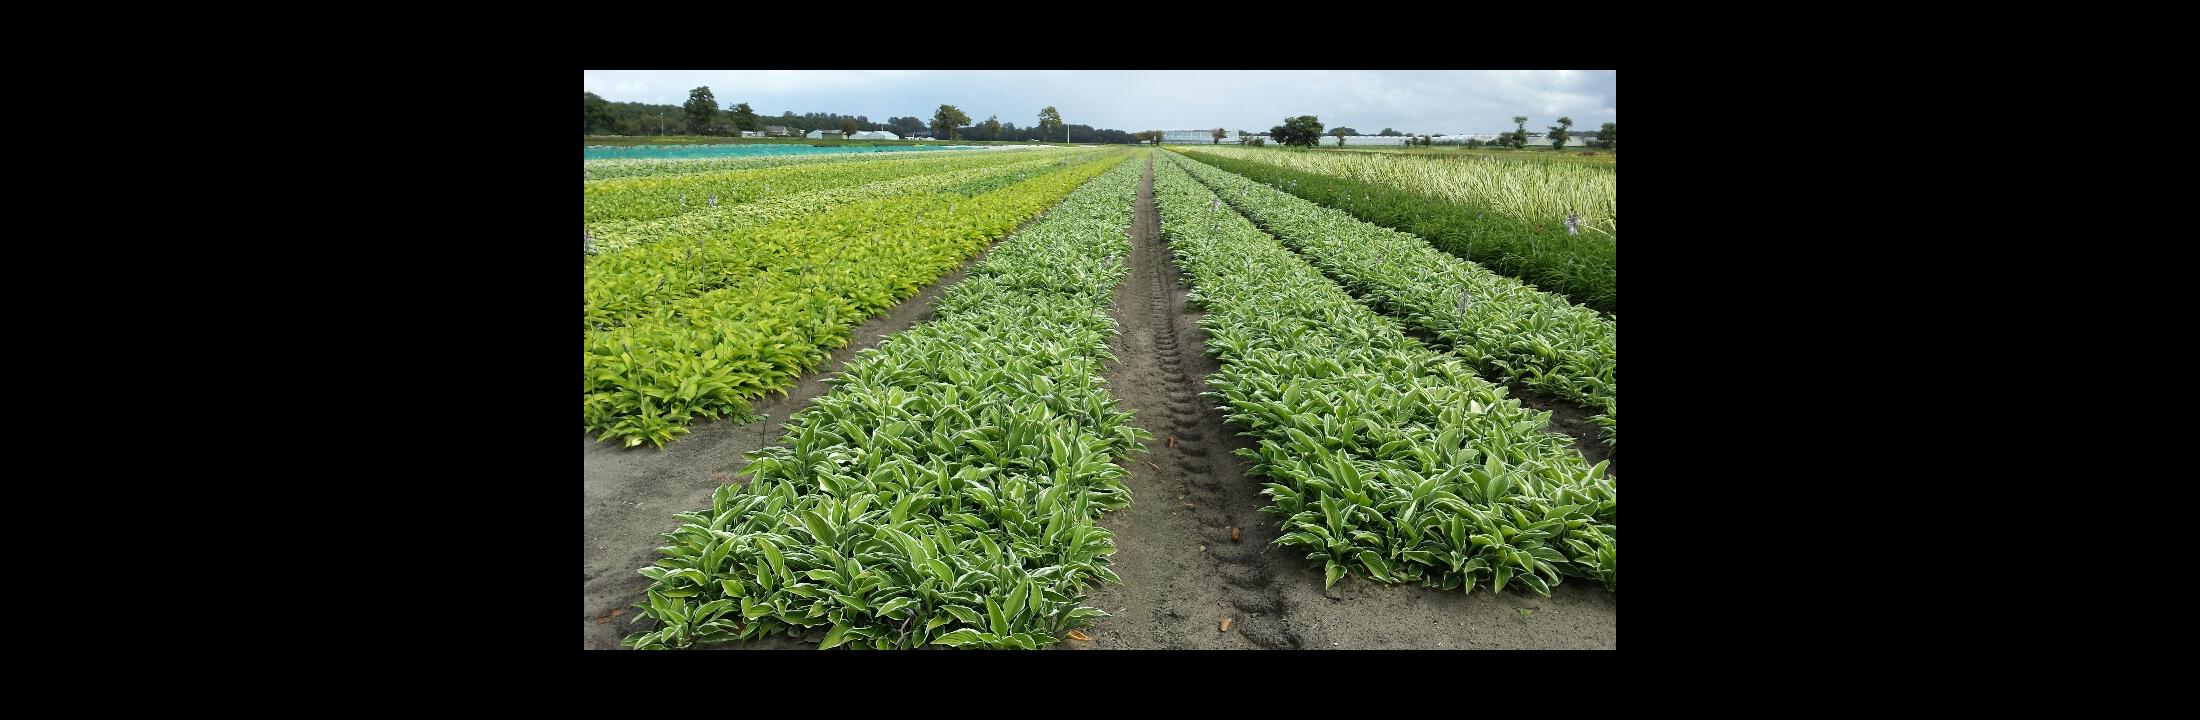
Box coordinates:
[622,154,1145,650]
[585,149,1056,224]
[1150,157,1615,597]
[585,152,1131,448]
[1178,147,1617,313]
[586,150,1109,255]
[586,149,961,181]
[1169,152,1616,450]
[585,151,1116,332]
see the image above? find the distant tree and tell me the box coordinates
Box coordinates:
[726,102,760,132]
[1037,106,1063,142]
[840,118,858,137]
[932,104,971,140]
[1512,115,1529,149]
[1378,128,1402,136]
[1213,127,1227,144]
[1549,116,1573,152]
[1331,127,1361,137]
[684,87,719,134]
[1270,115,1324,148]
[984,115,1002,140]
[584,92,616,134]
[1595,121,1616,150]
[887,116,927,137]
[1331,127,1350,146]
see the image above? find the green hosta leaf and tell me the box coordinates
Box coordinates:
[1357,550,1392,581]
[986,596,1009,636]
[819,621,854,650]
[1325,560,1346,588]
[931,628,989,648]
[874,597,918,618]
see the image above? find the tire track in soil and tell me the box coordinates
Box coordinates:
[1080,154,1303,650]
[1081,153,1616,650]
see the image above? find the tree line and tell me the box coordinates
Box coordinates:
[1253,114,1614,151]
[587,89,1149,144]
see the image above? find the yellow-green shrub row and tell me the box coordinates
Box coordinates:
[584,149,1049,225]
[583,150,1133,448]
[586,151,1108,255]
[584,151,1112,329]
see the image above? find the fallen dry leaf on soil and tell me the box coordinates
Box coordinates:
[1230,527,1241,543]
[1067,630,1092,642]
[1220,617,1233,633]
[1167,436,1177,448]
[594,608,628,624]
[1143,460,1163,471]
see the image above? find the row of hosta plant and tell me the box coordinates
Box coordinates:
[585,152,1119,331]
[586,151,1107,255]
[585,152,1130,448]
[622,154,1145,649]
[1170,152,1616,449]
[1179,147,1617,313]
[585,147,1016,181]
[1150,157,1615,597]
[585,149,1051,225]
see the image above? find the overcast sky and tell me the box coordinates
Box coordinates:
[584,70,1614,135]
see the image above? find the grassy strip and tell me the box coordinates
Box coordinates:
[1169,152,1616,450]
[621,153,1145,650]
[1150,155,1615,597]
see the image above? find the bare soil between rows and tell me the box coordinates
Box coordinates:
[583,155,1615,650]
[1072,156,1613,649]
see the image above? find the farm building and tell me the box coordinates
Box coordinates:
[739,131,763,138]
[846,130,901,140]
[805,129,847,139]
[763,125,795,137]
[1162,129,1241,144]
[1323,135,1413,147]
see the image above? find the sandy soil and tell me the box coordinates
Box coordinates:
[583,155,1616,650]
[1069,156,1615,650]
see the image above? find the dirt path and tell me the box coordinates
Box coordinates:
[583,239,1009,651]
[1077,154,1617,650]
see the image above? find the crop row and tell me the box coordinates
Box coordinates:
[584,147,1024,181]
[584,149,1052,225]
[584,152,1130,448]
[585,151,1113,331]
[1169,151,1616,449]
[1150,156,1616,597]
[585,151,1105,256]
[1178,147,1617,313]
[621,153,1145,649]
